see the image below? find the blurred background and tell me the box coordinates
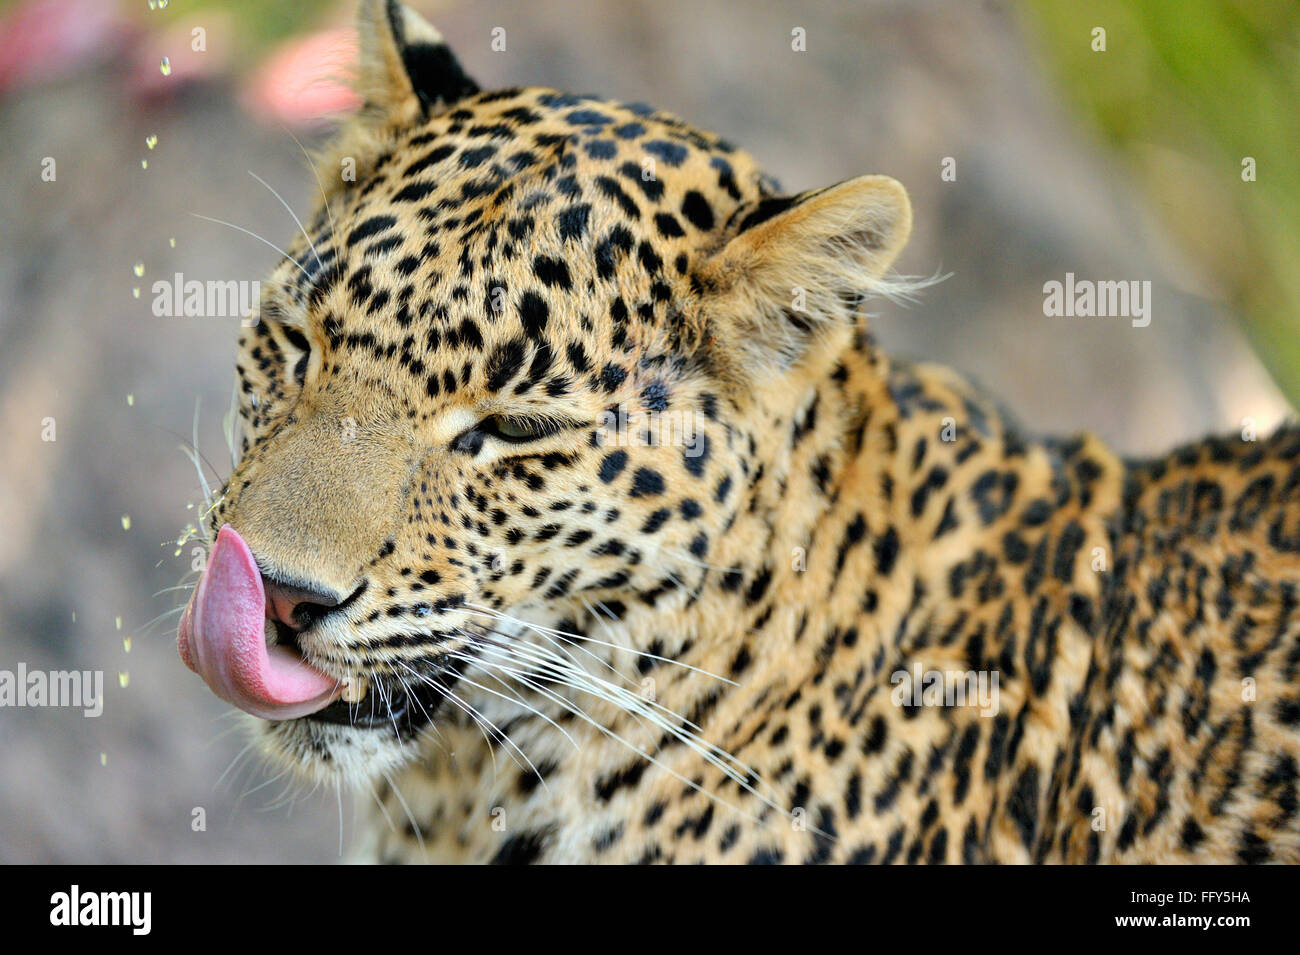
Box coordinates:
[0,0,1295,862]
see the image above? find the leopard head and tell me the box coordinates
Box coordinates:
[178,0,912,785]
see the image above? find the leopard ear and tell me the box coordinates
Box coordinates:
[697,175,912,373]
[356,0,479,121]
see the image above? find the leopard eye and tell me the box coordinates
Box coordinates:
[451,415,560,454]
[486,415,555,442]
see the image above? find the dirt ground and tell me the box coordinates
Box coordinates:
[0,0,1287,862]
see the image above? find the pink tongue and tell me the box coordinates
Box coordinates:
[177,525,340,720]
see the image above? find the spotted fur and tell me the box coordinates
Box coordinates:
[202,0,1300,863]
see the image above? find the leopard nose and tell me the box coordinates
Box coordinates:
[262,575,352,631]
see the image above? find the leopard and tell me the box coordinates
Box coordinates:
[178,0,1300,864]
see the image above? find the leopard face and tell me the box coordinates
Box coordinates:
[179,0,910,788]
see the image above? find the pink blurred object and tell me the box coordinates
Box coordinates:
[242,27,362,127]
[0,0,128,95]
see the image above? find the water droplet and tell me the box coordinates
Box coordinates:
[145,134,158,150]
[132,287,140,299]
[149,0,157,10]
[115,616,122,631]
[123,637,133,653]
[100,753,107,766]
[121,514,131,530]
[118,672,130,688]
[133,262,145,277]
[160,56,172,76]
[169,237,176,248]
[159,0,168,7]
[71,611,77,623]
[126,394,134,406]
[140,158,148,170]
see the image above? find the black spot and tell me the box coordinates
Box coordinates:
[643,139,688,166]
[1052,521,1086,581]
[533,255,572,289]
[557,203,591,241]
[485,340,526,391]
[1237,830,1271,864]
[680,191,714,231]
[642,380,669,413]
[1180,818,1205,852]
[566,341,589,373]
[598,451,628,483]
[595,176,639,219]
[654,212,686,238]
[595,226,634,279]
[595,757,649,801]
[404,143,456,177]
[459,144,497,168]
[684,434,711,479]
[622,161,664,201]
[636,240,663,274]
[348,215,396,245]
[584,139,618,160]
[689,531,708,557]
[745,566,772,605]
[490,830,548,865]
[518,291,549,339]
[393,181,436,203]
[1007,764,1040,853]
[600,363,628,393]
[641,508,671,534]
[565,109,613,126]
[874,527,899,576]
[630,467,665,497]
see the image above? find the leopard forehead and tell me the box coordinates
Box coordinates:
[255,88,777,420]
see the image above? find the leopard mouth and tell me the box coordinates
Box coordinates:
[178,523,467,739]
[293,663,464,739]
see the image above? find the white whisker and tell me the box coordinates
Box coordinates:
[248,170,324,271]
[188,211,312,280]
[380,769,425,855]
[279,122,339,252]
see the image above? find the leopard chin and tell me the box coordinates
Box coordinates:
[178,523,478,786]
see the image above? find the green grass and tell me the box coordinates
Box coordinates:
[1018,0,1300,406]
[144,0,339,61]
[0,0,339,56]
